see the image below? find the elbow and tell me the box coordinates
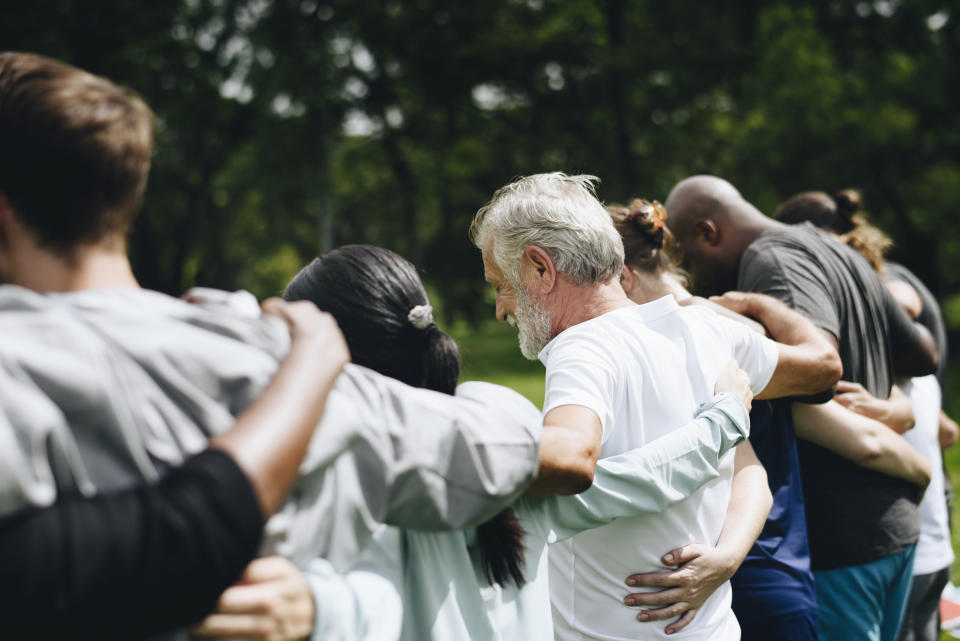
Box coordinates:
[566,465,595,494]
[818,350,843,391]
[851,436,883,465]
[562,441,598,494]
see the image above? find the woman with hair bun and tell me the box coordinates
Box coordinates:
[194,243,756,641]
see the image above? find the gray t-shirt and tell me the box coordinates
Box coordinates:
[738,222,921,570]
[884,261,947,388]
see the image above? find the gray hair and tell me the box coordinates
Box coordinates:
[470,172,625,286]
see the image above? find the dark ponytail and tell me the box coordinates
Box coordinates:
[775,189,890,273]
[284,244,526,588]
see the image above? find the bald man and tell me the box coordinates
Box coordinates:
[664,176,939,641]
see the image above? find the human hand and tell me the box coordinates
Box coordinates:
[835,382,915,433]
[190,556,315,641]
[832,381,884,418]
[261,298,349,370]
[707,291,770,317]
[622,543,738,635]
[714,361,752,412]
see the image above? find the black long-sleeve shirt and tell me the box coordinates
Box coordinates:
[0,449,264,641]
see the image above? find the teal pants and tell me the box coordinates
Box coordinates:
[813,544,917,641]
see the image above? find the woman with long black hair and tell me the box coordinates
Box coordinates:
[193,244,753,641]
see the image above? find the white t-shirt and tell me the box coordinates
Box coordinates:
[542,296,778,641]
[900,375,954,576]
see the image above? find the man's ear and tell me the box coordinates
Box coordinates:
[620,264,636,294]
[694,219,721,247]
[522,245,557,293]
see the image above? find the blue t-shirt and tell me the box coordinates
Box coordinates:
[731,400,817,619]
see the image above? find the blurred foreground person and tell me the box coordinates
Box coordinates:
[611,199,931,641]
[471,173,841,641]
[777,190,955,641]
[665,175,939,641]
[0,52,548,640]
[0,298,349,640]
[194,244,756,641]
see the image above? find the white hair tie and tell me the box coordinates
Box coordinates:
[408,304,434,330]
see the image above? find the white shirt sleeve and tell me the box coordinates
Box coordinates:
[712,315,779,395]
[542,334,620,443]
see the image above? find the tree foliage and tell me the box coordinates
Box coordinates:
[3,0,958,322]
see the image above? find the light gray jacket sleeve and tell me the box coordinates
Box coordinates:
[520,393,749,542]
[263,366,542,568]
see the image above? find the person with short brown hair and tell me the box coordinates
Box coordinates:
[0,52,153,255]
[0,52,549,641]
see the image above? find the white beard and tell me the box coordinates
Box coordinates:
[511,283,553,360]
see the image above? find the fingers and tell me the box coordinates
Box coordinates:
[190,612,275,638]
[624,569,685,589]
[261,298,323,328]
[708,292,750,313]
[624,587,686,608]
[239,556,299,584]
[634,601,691,622]
[215,582,286,615]
[662,543,705,566]
[665,608,698,634]
[834,380,865,395]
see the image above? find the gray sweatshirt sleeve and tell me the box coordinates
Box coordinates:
[263,366,542,568]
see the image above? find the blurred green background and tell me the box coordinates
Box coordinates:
[5,0,960,635]
[3,0,959,323]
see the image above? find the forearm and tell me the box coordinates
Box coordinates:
[0,449,263,640]
[728,294,841,399]
[531,393,749,540]
[713,442,771,576]
[793,401,931,487]
[210,336,343,515]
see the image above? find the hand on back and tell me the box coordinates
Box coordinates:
[714,360,752,412]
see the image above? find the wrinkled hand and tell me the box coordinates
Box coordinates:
[714,361,753,412]
[833,381,884,420]
[190,556,315,641]
[262,298,350,370]
[623,544,737,635]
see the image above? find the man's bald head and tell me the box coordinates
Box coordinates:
[664,175,745,237]
[662,175,776,294]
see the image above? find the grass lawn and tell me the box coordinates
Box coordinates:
[450,321,960,639]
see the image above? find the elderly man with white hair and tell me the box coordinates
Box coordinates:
[470,172,842,640]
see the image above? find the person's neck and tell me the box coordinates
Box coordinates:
[629,269,692,304]
[8,242,139,293]
[550,278,633,335]
[735,210,783,253]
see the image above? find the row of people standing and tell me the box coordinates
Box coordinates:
[0,50,953,641]
[665,177,953,641]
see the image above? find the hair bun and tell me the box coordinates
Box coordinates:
[833,189,862,221]
[625,199,668,249]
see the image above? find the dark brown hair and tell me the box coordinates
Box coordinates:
[0,52,154,254]
[775,189,891,273]
[285,245,527,588]
[607,198,687,281]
